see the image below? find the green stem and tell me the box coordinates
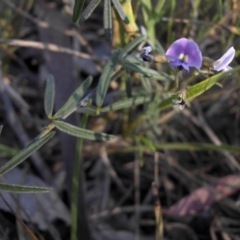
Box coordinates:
[175,71,179,89]
[167,0,176,45]
[71,114,89,240]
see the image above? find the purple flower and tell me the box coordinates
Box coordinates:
[213,47,235,72]
[166,38,202,71]
[140,46,153,62]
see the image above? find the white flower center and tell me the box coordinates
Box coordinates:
[179,53,188,63]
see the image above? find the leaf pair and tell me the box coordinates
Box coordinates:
[45,75,93,119]
[72,0,129,42]
[0,126,44,193]
[95,35,147,108]
[0,131,55,193]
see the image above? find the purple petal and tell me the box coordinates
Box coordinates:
[170,60,190,72]
[181,62,190,71]
[165,55,177,61]
[184,41,202,69]
[166,38,189,60]
[222,66,232,72]
[142,46,152,54]
[140,52,152,62]
[213,47,235,71]
[170,59,182,67]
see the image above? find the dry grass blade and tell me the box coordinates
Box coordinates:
[183,106,240,171]
[152,182,163,240]
[100,147,127,193]
[0,39,93,59]
[0,193,38,240]
[134,154,140,239]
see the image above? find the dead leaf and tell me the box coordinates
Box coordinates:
[164,174,240,216]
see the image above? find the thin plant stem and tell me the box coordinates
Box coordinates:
[175,71,180,89]
[71,114,89,240]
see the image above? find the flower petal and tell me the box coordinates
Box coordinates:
[181,62,190,71]
[222,66,232,72]
[170,59,182,67]
[140,52,152,62]
[166,38,189,60]
[170,60,190,71]
[165,55,177,61]
[142,46,152,54]
[213,47,235,71]
[184,41,202,69]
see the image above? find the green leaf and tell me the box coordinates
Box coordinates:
[44,75,55,118]
[0,125,3,135]
[0,144,18,158]
[96,50,120,107]
[119,35,146,60]
[140,76,152,93]
[124,56,144,65]
[110,67,125,81]
[54,120,116,141]
[76,106,98,115]
[78,0,101,24]
[111,0,129,24]
[155,0,166,18]
[0,183,50,193]
[187,72,232,100]
[101,95,152,112]
[72,0,85,23]
[124,61,172,81]
[158,67,240,111]
[0,132,55,176]
[104,0,112,42]
[54,76,93,119]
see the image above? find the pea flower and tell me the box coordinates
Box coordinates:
[213,47,235,72]
[172,98,186,110]
[140,46,153,62]
[165,38,202,71]
[172,82,188,110]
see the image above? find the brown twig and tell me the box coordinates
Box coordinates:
[89,205,153,220]
[154,153,159,187]
[152,182,163,240]
[100,147,127,193]
[183,104,240,171]
[0,193,38,240]
[0,39,94,60]
[1,0,73,36]
[134,154,140,240]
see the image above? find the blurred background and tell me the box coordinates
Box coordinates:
[0,0,240,239]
